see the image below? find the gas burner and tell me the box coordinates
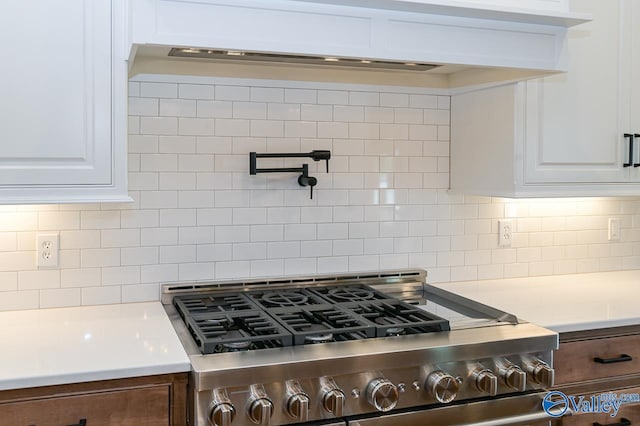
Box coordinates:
[261,292,309,307]
[310,284,394,303]
[304,333,334,344]
[327,287,375,301]
[220,341,253,352]
[385,327,406,336]
[246,288,328,309]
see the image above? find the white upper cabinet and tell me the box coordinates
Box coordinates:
[0,0,129,204]
[451,0,640,197]
[129,0,589,89]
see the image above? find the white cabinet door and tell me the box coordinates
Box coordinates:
[523,0,628,184]
[0,0,129,203]
[630,0,640,175]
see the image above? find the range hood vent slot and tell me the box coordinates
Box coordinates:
[168,48,440,72]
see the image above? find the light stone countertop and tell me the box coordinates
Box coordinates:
[0,302,190,391]
[436,270,640,333]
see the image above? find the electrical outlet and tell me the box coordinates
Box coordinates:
[608,218,621,241]
[37,233,59,268]
[498,219,513,247]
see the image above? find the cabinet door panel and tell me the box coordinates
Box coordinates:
[524,0,627,183]
[631,0,640,160]
[0,386,169,426]
[0,0,111,186]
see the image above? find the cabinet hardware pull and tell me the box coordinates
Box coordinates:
[624,134,634,167]
[66,419,87,426]
[635,134,640,167]
[593,354,632,364]
[593,418,631,426]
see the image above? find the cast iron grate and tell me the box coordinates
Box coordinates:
[173,293,258,319]
[246,288,330,309]
[184,311,292,354]
[345,300,450,337]
[269,305,376,345]
[310,284,395,303]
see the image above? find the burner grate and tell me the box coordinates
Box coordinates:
[345,300,450,337]
[184,311,292,354]
[173,293,258,319]
[246,288,329,309]
[311,284,394,303]
[270,305,376,345]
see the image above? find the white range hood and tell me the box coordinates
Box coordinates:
[128,0,590,88]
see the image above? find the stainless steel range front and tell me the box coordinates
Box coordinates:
[162,270,563,426]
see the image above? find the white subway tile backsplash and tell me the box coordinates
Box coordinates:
[82,286,121,305]
[318,90,348,105]
[178,118,214,136]
[251,120,284,137]
[317,223,349,240]
[268,103,301,121]
[251,259,284,277]
[409,94,438,109]
[179,84,215,100]
[251,87,284,103]
[140,117,178,135]
[121,247,158,266]
[160,99,196,117]
[40,288,81,309]
[232,243,267,260]
[197,100,233,118]
[102,266,140,286]
[129,97,159,116]
[267,241,300,259]
[194,244,231,262]
[101,229,140,248]
[140,82,177,98]
[2,75,637,311]
[122,283,160,303]
[179,227,215,245]
[18,270,60,290]
[284,257,316,275]
[285,88,316,104]
[301,104,332,122]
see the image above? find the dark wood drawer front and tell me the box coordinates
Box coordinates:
[0,385,169,426]
[556,335,640,385]
[561,402,640,426]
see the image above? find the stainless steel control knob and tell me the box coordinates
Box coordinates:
[502,365,527,392]
[320,377,345,417]
[208,389,236,426]
[366,378,399,412]
[248,385,273,426]
[323,388,345,417]
[210,403,235,426]
[287,393,309,422]
[524,359,555,387]
[426,371,459,404]
[472,368,498,396]
[285,380,310,422]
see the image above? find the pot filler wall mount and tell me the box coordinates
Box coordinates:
[249,150,331,199]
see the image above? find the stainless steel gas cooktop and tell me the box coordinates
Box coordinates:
[162,269,560,426]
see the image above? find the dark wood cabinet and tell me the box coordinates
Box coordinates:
[555,326,640,426]
[0,373,187,426]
